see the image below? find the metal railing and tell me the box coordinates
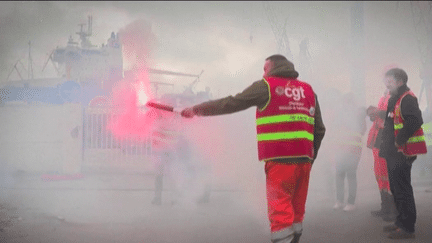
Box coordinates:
[82,106,153,167]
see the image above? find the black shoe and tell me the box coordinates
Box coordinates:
[291,233,301,243]
[388,228,415,239]
[383,224,398,233]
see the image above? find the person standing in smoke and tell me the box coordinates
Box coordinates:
[366,89,398,221]
[181,54,326,243]
[151,96,211,206]
[332,93,366,212]
[178,97,212,204]
[150,98,183,205]
[317,88,342,201]
[375,68,427,239]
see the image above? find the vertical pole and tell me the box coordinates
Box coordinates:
[350,1,366,106]
[28,41,34,80]
[82,105,86,163]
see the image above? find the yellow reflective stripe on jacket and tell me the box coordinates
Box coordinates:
[257,131,314,141]
[422,122,432,133]
[393,123,427,144]
[394,123,403,130]
[423,123,432,146]
[256,113,314,126]
[395,123,430,131]
[407,135,426,144]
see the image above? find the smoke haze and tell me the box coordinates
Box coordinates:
[1,1,431,242]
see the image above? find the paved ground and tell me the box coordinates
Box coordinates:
[0,167,431,243]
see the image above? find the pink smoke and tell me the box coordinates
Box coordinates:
[120,19,156,68]
[107,19,157,140]
[108,79,154,139]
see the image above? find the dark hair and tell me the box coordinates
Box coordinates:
[266,54,289,62]
[385,68,408,84]
[265,54,296,72]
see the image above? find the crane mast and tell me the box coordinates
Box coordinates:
[262,2,293,61]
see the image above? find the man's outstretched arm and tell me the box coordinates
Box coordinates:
[182,80,268,117]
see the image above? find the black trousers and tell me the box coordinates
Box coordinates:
[385,152,416,233]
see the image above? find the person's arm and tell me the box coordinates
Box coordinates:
[191,80,269,116]
[376,110,387,120]
[367,106,386,121]
[313,94,326,161]
[396,95,423,146]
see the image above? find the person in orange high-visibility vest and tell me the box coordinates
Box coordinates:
[378,68,427,240]
[366,90,398,222]
[181,54,326,243]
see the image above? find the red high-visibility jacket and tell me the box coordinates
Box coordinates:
[393,90,427,156]
[367,92,390,149]
[256,77,315,161]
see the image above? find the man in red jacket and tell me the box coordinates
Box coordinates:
[181,55,326,243]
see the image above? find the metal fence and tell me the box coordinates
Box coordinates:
[82,106,153,170]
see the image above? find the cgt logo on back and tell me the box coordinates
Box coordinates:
[275,86,306,101]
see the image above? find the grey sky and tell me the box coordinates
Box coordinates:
[0,1,428,105]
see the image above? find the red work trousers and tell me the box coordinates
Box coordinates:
[372,148,391,192]
[265,161,312,233]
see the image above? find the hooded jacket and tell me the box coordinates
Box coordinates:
[192,63,326,163]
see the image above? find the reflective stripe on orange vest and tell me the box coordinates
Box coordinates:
[393,90,427,156]
[422,122,432,146]
[256,113,314,126]
[394,123,426,143]
[257,113,314,142]
[257,131,314,142]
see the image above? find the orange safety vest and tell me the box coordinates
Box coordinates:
[393,90,427,156]
[256,77,316,161]
[366,92,390,149]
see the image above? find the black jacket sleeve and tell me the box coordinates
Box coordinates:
[313,94,326,160]
[192,80,268,116]
[396,95,423,146]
